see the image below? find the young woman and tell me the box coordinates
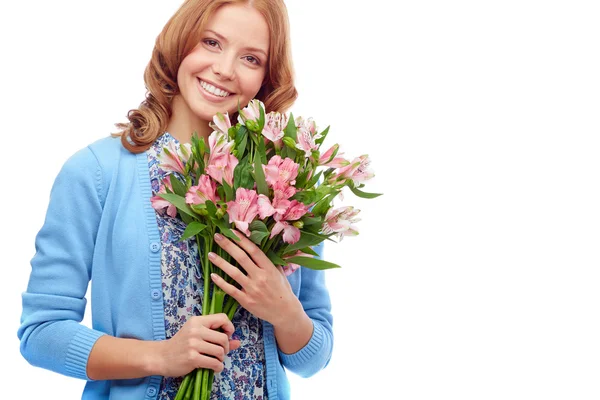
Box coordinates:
[17,1,333,399]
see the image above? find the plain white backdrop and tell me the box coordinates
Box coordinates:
[2,0,600,399]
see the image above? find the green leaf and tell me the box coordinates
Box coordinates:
[298,246,319,257]
[257,134,267,165]
[233,157,254,190]
[222,180,234,203]
[180,221,207,241]
[310,193,336,216]
[267,250,287,267]
[349,185,383,199]
[285,256,341,270]
[258,102,266,132]
[315,125,330,146]
[205,200,218,217]
[283,112,297,141]
[301,215,322,226]
[250,220,269,232]
[291,190,317,205]
[169,175,188,197]
[253,150,269,196]
[249,230,270,245]
[158,193,196,218]
[305,170,323,190]
[283,230,328,254]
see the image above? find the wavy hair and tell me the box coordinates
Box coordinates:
[113,0,298,153]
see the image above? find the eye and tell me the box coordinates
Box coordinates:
[244,56,260,65]
[203,39,220,48]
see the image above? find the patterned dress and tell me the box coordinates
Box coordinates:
[148,132,267,400]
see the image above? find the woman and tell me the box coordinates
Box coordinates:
[17,1,333,399]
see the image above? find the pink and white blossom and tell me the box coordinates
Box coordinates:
[330,155,375,185]
[185,175,220,205]
[209,112,232,135]
[237,99,264,126]
[319,143,350,168]
[226,188,260,236]
[158,141,190,175]
[263,155,299,187]
[322,206,361,240]
[151,176,177,218]
[206,152,238,186]
[262,111,288,146]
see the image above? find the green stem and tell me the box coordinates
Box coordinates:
[201,234,213,316]
[184,372,195,400]
[174,373,192,400]
[226,299,240,321]
[193,368,202,400]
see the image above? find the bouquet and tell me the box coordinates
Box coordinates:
[150,99,381,400]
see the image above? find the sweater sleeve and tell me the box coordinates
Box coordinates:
[278,242,334,377]
[17,146,107,380]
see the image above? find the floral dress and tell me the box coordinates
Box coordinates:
[148,132,267,400]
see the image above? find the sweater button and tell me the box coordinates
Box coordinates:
[150,242,161,253]
[146,386,157,397]
[151,289,161,301]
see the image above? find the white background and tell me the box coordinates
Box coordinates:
[2,0,600,399]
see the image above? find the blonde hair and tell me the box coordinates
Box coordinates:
[113,0,298,153]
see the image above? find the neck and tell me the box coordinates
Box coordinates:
[166,95,212,144]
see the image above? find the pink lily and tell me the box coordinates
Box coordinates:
[270,200,311,244]
[151,176,177,218]
[185,175,219,205]
[209,112,232,135]
[237,99,264,126]
[263,155,299,187]
[263,111,289,147]
[207,131,235,164]
[295,116,322,158]
[158,141,190,175]
[330,155,375,186]
[318,143,350,168]
[226,188,260,236]
[257,181,295,219]
[322,206,361,240]
[206,152,239,186]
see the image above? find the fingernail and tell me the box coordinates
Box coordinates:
[215,233,223,241]
[208,252,216,260]
[210,273,218,280]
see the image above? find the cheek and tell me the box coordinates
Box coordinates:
[238,70,267,98]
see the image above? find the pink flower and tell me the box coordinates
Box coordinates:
[209,112,232,135]
[257,181,296,220]
[319,144,350,168]
[330,155,375,186]
[270,200,310,244]
[322,206,361,240]
[207,131,234,164]
[151,176,177,218]
[295,116,322,158]
[263,155,299,187]
[226,188,260,236]
[237,99,264,126]
[185,175,219,205]
[158,141,190,175]
[263,111,288,146]
[206,152,239,186]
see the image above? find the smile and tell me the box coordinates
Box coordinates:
[198,79,232,97]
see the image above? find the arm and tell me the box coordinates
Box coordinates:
[276,241,334,378]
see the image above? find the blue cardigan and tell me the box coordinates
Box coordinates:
[18,135,333,400]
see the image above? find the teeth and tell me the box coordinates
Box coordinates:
[199,80,230,97]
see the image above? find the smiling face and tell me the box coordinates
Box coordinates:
[173,3,270,130]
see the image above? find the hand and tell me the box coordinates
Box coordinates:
[209,231,303,327]
[157,314,241,377]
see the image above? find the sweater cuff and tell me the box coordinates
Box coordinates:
[65,328,106,380]
[278,320,325,367]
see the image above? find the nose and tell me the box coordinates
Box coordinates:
[212,53,236,80]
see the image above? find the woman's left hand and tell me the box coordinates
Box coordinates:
[208,231,302,326]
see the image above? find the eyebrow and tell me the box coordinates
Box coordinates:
[204,29,268,57]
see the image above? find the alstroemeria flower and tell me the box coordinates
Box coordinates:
[207,130,235,165]
[185,174,219,205]
[295,116,322,158]
[322,206,361,240]
[209,112,232,135]
[270,200,310,244]
[237,99,264,126]
[318,143,350,168]
[158,141,191,175]
[263,111,288,147]
[150,175,177,218]
[206,152,238,186]
[226,188,259,236]
[331,154,375,185]
[263,155,299,187]
[256,181,295,220]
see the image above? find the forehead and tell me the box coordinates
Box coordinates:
[203,4,269,51]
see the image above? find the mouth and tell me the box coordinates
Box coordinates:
[197,78,235,98]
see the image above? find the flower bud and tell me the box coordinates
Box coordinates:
[246,120,259,132]
[292,220,304,229]
[282,136,297,149]
[215,208,225,218]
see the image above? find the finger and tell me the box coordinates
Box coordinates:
[210,273,248,308]
[214,232,260,275]
[197,313,236,337]
[199,327,232,354]
[194,354,224,373]
[208,251,250,287]
[229,230,273,269]
[197,341,226,362]
[229,339,241,352]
